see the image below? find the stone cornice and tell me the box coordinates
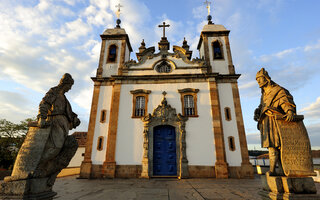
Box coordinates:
[92,73,241,85]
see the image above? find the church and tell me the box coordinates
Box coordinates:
[79,8,254,179]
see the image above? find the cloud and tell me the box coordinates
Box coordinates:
[299,97,320,120]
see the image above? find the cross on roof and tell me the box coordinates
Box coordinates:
[158,22,170,38]
[115,3,123,19]
[204,0,211,16]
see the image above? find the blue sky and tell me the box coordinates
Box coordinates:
[0,0,319,150]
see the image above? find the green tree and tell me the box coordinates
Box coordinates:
[0,118,36,169]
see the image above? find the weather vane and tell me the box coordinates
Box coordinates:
[115,3,123,19]
[204,0,211,16]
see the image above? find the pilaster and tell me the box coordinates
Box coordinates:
[209,79,228,178]
[102,82,121,178]
[80,82,101,178]
[231,82,254,178]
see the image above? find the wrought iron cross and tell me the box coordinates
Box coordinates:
[204,0,211,15]
[115,3,123,18]
[158,22,170,38]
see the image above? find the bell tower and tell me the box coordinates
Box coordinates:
[95,7,132,78]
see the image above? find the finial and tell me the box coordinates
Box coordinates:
[139,39,146,53]
[115,3,123,28]
[158,22,170,38]
[204,0,214,24]
[182,37,189,50]
[162,91,167,97]
[204,0,211,16]
[141,39,145,47]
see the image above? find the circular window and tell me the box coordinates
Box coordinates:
[156,61,172,73]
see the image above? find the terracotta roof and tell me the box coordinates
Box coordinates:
[72,131,87,147]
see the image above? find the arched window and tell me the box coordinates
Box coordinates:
[184,95,195,116]
[212,41,223,59]
[135,96,145,117]
[107,44,117,63]
[156,61,172,73]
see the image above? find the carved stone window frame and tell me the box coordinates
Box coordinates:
[140,97,189,179]
[212,40,224,60]
[97,136,104,151]
[107,44,118,63]
[178,88,199,117]
[152,59,176,74]
[130,89,151,118]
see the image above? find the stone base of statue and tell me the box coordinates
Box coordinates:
[0,178,57,200]
[259,172,320,200]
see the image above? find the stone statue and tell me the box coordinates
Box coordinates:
[0,73,80,200]
[255,68,319,199]
[254,68,296,176]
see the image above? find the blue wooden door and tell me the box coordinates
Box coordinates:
[153,125,177,176]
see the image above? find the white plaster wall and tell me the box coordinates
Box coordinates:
[91,86,113,164]
[115,82,216,165]
[208,37,229,74]
[217,83,242,166]
[102,40,122,77]
[68,147,85,167]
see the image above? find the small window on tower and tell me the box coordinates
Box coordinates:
[228,136,236,151]
[130,89,151,118]
[212,41,223,59]
[178,88,199,117]
[100,109,107,123]
[107,44,117,63]
[224,107,232,121]
[97,136,104,151]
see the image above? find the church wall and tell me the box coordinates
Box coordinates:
[91,86,113,164]
[114,82,216,166]
[102,40,122,77]
[208,37,229,74]
[217,83,242,166]
[199,42,205,60]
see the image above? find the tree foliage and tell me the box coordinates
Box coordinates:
[0,118,36,169]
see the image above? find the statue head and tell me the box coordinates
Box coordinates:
[256,68,271,88]
[59,73,74,93]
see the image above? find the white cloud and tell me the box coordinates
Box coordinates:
[299,97,320,119]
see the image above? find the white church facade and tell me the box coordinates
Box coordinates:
[80,17,254,179]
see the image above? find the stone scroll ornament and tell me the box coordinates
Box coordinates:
[0,73,80,200]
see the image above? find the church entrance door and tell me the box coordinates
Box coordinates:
[153,125,177,176]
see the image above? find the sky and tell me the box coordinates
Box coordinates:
[0,0,320,150]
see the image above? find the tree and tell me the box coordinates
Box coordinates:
[0,118,36,169]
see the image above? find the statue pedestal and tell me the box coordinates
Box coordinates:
[259,173,320,200]
[0,178,57,200]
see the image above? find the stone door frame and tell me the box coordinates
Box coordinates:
[140,97,189,179]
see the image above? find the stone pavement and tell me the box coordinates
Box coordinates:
[52,175,320,200]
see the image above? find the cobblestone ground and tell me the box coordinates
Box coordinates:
[52,175,320,200]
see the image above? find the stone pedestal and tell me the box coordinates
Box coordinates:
[0,178,56,200]
[259,173,320,200]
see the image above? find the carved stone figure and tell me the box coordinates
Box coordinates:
[0,73,80,200]
[255,68,319,199]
